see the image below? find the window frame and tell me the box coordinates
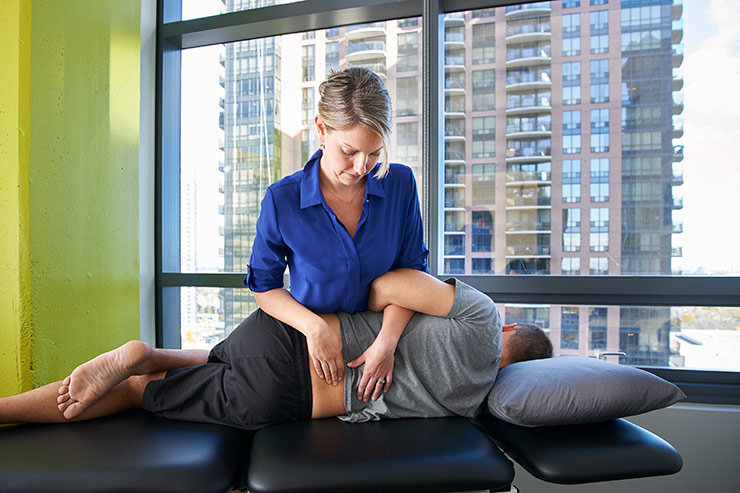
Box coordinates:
[156,0,740,404]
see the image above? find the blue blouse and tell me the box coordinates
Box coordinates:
[245,150,428,314]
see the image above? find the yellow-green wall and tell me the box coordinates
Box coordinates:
[1,0,142,396]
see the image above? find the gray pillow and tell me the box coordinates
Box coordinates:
[486,356,686,427]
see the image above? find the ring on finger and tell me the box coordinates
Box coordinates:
[377,379,386,386]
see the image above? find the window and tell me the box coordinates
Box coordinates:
[325,41,339,77]
[396,77,418,117]
[562,61,581,105]
[563,110,581,154]
[589,307,608,350]
[563,36,581,57]
[590,207,609,252]
[563,159,581,203]
[472,210,494,253]
[162,0,740,398]
[472,164,495,206]
[563,208,581,252]
[398,32,419,72]
[472,23,495,64]
[590,158,609,202]
[396,122,418,163]
[561,306,580,348]
[562,258,581,276]
[472,70,495,110]
[301,87,314,125]
[302,44,314,81]
[590,257,609,275]
[472,116,495,158]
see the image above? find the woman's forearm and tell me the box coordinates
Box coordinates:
[375,304,414,351]
[253,288,324,337]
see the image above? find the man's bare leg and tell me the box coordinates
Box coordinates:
[0,373,157,424]
[57,341,209,419]
[368,269,456,317]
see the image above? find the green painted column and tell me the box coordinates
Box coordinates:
[1,0,142,395]
[0,0,33,397]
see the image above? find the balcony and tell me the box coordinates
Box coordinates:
[505,245,551,257]
[673,71,684,91]
[506,170,551,183]
[672,19,683,44]
[506,70,551,92]
[506,45,551,68]
[444,164,465,185]
[345,23,385,40]
[673,144,684,162]
[444,54,466,71]
[672,221,684,234]
[672,247,683,257]
[506,20,551,43]
[673,118,684,138]
[673,44,683,68]
[350,62,386,78]
[673,196,684,209]
[347,41,385,62]
[672,168,684,185]
[444,124,466,142]
[506,97,551,116]
[673,93,684,115]
[506,121,551,139]
[505,2,551,20]
[506,196,552,209]
[444,31,465,48]
[506,140,551,163]
[673,0,683,20]
[443,12,465,26]
[506,222,551,232]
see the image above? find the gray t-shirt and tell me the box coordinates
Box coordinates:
[338,279,502,422]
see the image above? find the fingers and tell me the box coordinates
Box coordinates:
[357,372,392,402]
[312,356,325,381]
[371,376,391,402]
[313,355,344,386]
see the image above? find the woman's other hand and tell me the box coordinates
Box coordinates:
[347,340,395,402]
[306,319,344,386]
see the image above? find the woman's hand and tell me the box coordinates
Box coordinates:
[305,319,344,386]
[347,340,396,402]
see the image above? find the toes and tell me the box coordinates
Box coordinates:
[63,402,85,420]
[58,399,72,414]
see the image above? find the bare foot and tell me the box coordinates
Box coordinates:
[57,340,152,419]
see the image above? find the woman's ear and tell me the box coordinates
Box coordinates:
[315,115,327,140]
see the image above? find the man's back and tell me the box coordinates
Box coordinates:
[339,279,502,422]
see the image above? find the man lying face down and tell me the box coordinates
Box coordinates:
[0,270,552,429]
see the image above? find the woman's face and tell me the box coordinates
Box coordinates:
[316,117,384,188]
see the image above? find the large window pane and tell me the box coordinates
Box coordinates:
[501,303,740,370]
[180,16,423,335]
[439,1,739,278]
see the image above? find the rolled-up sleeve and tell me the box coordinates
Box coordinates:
[393,171,429,273]
[245,188,289,292]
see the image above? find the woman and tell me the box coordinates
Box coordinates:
[245,67,428,402]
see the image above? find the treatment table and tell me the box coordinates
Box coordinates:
[0,409,682,492]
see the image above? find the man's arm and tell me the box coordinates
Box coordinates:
[368,269,456,317]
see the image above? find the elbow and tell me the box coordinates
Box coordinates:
[368,274,392,312]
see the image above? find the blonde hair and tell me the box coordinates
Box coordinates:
[318,67,392,178]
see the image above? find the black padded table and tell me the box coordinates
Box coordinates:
[475,415,683,484]
[246,417,515,492]
[0,409,247,493]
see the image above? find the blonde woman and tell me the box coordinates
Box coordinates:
[246,67,428,403]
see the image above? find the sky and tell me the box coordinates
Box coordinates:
[179,0,740,275]
[676,0,740,274]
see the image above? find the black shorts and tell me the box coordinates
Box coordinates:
[141,309,312,431]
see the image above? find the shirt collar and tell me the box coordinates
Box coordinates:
[300,149,386,209]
